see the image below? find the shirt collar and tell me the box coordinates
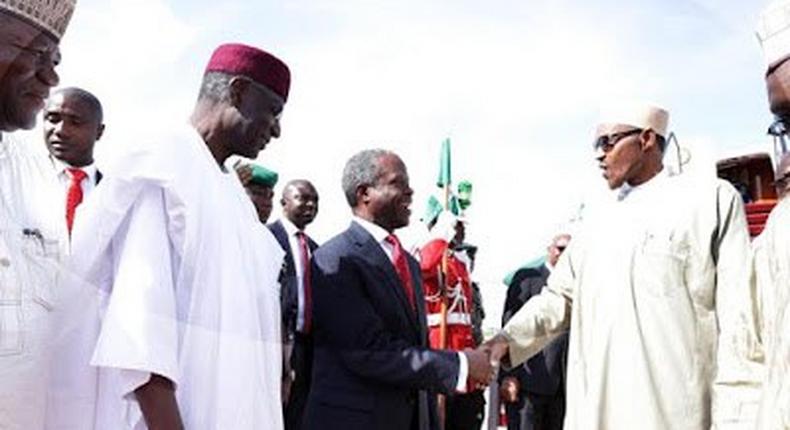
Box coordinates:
[617,167,668,201]
[353,215,391,244]
[52,156,98,181]
[281,217,304,237]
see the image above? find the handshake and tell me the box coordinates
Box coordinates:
[462,334,509,390]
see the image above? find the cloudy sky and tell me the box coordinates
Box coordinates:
[47,0,776,329]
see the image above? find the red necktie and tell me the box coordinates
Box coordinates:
[385,234,416,311]
[65,168,87,234]
[297,231,313,333]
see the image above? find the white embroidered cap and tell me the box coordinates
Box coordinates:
[0,0,77,41]
[757,0,790,70]
[595,102,670,138]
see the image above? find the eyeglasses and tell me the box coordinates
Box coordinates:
[774,171,790,187]
[593,129,642,152]
[3,41,60,67]
[768,118,789,163]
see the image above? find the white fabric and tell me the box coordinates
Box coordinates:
[69,124,285,429]
[280,217,310,332]
[502,173,762,429]
[351,216,468,392]
[596,103,670,137]
[753,198,790,429]
[0,134,78,429]
[758,0,790,68]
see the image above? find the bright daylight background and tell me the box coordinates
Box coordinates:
[28,0,778,332]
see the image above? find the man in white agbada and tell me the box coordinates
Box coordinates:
[69,43,289,429]
[0,1,78,429]
[485,104,763,429]
[754,2,790,426]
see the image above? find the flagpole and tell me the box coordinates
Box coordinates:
[437,138,452,430]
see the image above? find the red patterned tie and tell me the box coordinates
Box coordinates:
[297,231,313,333]
[65,168,87,234]
[385,234,416,311]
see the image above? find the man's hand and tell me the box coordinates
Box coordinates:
[500,376,520,403]
[135,374,184,430]
[463,347,494,389]
[484,333,510,368]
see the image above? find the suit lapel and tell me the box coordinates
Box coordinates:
[349,222,421,335]
[408,256,429,343]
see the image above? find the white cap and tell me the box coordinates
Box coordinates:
[757,0,790,69]
[0,0,77,41]
[595,102,670,138]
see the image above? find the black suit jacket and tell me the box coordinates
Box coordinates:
[304,221,460,430]
[501,264,568,396]
[268,219,318,339]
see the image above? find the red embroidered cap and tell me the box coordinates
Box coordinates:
[205,43,291,102]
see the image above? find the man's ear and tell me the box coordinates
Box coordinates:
[95,123,105,141]
[639,129,656,152]
[228,76,252,108]
[355,184,370,205]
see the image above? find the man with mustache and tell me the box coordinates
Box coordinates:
[268,179,319,430]
[485,104,762,429]
[70,43,290,429]
[0,1,77,428]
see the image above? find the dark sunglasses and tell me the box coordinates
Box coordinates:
[773,172,790,187]
[593,129,642,152]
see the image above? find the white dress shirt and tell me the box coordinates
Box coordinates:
[281,217,311,333]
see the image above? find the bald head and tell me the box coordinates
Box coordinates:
[281,179,319,230]
[547,233,571,267]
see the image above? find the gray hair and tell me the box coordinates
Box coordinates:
[342,149,394,207]
[197,71,233,103]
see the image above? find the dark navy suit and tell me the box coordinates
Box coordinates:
[268,219,318,430]
[304,221,460,430]
[501,264,568,430]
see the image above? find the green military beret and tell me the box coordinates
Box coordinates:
[249,164,279,187]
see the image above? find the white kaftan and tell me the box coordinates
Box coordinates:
[502,172,762,429]
[753,198,790,429]
[70,124,285,429]
[0,133,75,430]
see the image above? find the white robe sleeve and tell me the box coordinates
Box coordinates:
[501,244,574,367]
[710,182,764,429]
[89,184,180,397]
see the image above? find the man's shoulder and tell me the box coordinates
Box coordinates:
[267,219,284,234]
[511,266,547,285]
[314,226,355,257]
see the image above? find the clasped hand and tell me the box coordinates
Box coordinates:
[463,335,510,390]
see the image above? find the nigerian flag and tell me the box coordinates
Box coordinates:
[436,138,451,188]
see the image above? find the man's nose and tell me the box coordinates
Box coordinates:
[38,63,59,88]
[271,118,281,139]
[594,147,606,162]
